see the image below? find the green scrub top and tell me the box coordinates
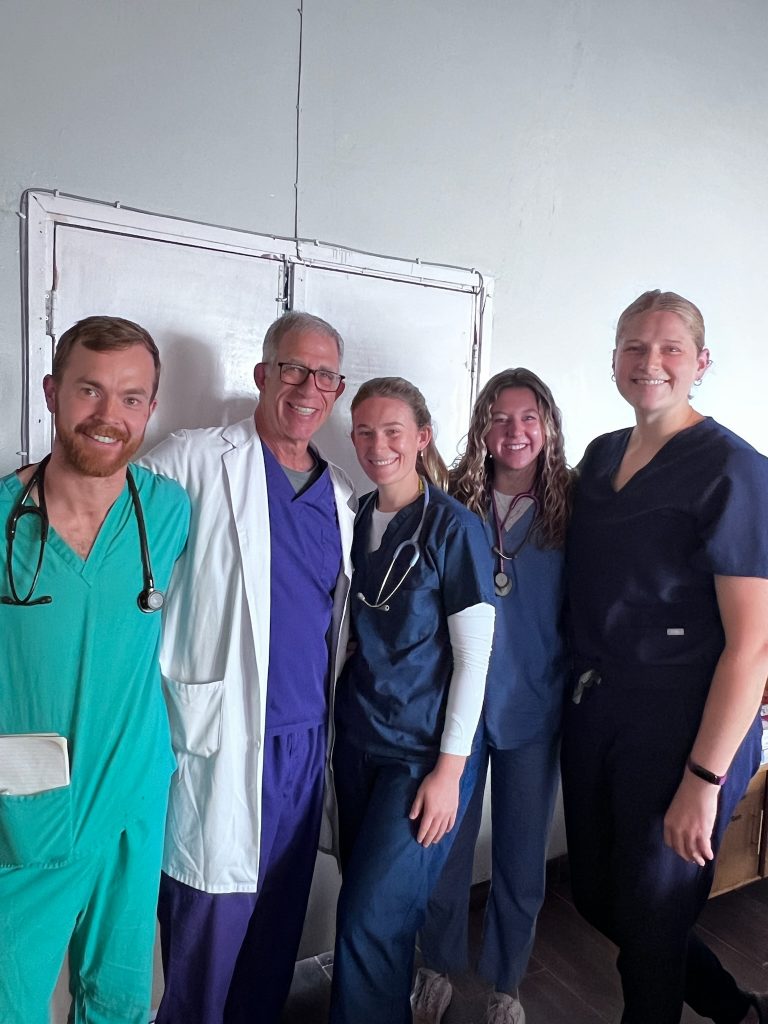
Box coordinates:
[0,464,189,868]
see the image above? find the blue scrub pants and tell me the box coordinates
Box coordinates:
[561,677,759,1024]
[155,725,326,1024]
[329,734,480,1024]
[0,817,163,1024]
[421,730,560,992]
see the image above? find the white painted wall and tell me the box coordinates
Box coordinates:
[2,0,767,1015]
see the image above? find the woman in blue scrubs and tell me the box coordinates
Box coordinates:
[563,290,768,1024]
[413,368,572,1024]
[329,377,496,1024]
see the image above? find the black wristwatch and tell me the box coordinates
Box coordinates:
[686,756,727,786]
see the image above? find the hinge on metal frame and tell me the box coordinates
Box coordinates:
[44,289,57,338]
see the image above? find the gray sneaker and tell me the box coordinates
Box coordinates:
[486,991,525,1024]
[411,967,453,1024]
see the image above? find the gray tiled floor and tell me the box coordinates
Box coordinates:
[281,873,768,1023]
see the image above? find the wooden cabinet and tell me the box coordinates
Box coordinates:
[711,763,768,897]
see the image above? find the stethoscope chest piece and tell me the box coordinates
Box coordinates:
[494,570,513,597]
[138,587,165,613]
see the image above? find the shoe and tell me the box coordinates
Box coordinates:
[486,990,526,1024]
[411,967,453,1024]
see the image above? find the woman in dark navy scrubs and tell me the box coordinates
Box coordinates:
[562,290,768,1024]
[328,377,495,1024]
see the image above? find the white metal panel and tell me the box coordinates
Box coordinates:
[297,265,482,494]
[45,224,285,457]
[23,190,298,462]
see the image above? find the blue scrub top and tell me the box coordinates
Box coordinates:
[482,505,567,748]
[335,484,493,761]
[567,417,768,689]
[262,443,341,733]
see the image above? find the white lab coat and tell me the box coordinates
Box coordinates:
[141,416,355,893]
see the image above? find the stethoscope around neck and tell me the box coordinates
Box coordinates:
[2,454,164,613]
[356,483,430,612]
[491,489,538,597]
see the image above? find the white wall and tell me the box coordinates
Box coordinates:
[3,1,767,468]
[2,0,767,1012]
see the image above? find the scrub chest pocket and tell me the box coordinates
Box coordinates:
[0,784,73,867]
[164,678,225,758]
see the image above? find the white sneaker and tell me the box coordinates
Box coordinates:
[486,991,525,1024]
[411,967,453,1024]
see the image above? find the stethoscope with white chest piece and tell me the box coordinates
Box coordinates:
[491,489,538,597]
[356,481,430,613]
[2,454,164,612]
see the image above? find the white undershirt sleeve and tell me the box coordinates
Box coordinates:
[440,602,495,756]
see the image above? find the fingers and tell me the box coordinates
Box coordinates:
[663,824,714,866]
[408,792,423,822]
[416,811,450,847]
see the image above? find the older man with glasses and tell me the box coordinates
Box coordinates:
[141,311,355,1024]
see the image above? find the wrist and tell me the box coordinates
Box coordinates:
[434,752,466,779]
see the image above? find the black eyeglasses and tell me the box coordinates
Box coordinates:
[277,362,344,393]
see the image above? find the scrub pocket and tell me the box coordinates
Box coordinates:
[163,678,224,757]
[0,784,73,867]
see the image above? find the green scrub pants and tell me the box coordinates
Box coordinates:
[0,816,163,1024]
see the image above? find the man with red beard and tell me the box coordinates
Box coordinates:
[0,316,189,1024]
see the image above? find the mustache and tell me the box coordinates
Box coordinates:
[75,421,130,443]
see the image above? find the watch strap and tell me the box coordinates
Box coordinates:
[687,756,727,786]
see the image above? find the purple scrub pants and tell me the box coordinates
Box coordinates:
[155,725,326,1024]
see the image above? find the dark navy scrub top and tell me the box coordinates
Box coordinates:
[567,417,768,689]
[335,484,494,761]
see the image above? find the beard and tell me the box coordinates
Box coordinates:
[56,420,144,478]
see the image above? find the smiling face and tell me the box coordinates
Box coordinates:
[484,386,544,492]
[43,341,157,478]
[351,395,431,503]
[612,309,710,420]
[254,327,344,463]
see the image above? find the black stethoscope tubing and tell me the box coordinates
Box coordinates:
[2,456,163,613]
[356,483,430,613]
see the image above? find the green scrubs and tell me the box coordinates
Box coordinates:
[0,465,189,1024]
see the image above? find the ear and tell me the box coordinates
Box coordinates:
[417,425,433,452]
[334,378,346,400]
[253,362,267,392]
[43,374,56,414]
[696,347,711,380]
[611,350,617,374]
[148,398,158,420]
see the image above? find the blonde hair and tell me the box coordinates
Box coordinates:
[450,368,572,548]
[350,377,449,490]
[615,290,706,352]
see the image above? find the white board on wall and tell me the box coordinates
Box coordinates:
[23,192,493,493]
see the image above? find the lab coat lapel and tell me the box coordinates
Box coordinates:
[221,421,271,700]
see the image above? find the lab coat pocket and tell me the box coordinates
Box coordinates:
[0,784,73,867]
[164,678,224,757]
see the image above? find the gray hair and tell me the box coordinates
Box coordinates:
[262,311,344,365]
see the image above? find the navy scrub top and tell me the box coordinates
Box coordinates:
[567,417,768,689]
[335,483,494,762]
